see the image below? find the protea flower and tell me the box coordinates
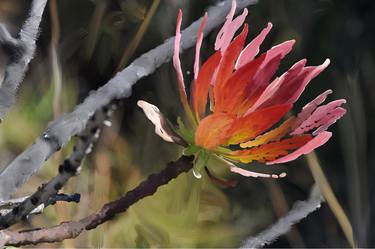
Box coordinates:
[138,1,346,179]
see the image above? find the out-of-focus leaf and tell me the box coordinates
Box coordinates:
[120,0,146,23]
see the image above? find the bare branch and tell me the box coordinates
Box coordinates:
[239,185,324,249]
[0,0,48,120]
[0,101,118,229]
[0,0,258,201]
[0,156,194,246]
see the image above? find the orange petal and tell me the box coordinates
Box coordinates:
[240,116,296,148]
[191,51,221,120]
[195,113,235,150]
[226,134,312,163]
[213,25,248,111]
[214,53,266,114]
[225,104,292,145]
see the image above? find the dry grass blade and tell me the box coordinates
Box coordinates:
[117,0,160,71]
[306,152,355,247]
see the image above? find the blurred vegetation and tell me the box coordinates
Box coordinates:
[0,0,374,247]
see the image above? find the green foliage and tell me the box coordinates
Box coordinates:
[102,170,239,247]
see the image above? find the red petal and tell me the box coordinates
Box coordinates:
[191,51,221,120]
[246,59,307,113]
[226,134,312,163]
[238,54,283,114]
[213,25,248,111]
[225,104,292,145]
[233,41,295,116]
[195,113,235,150]
[286,59,330,104]
[260,59,330,108]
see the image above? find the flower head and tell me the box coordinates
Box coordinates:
[138,1,346,179]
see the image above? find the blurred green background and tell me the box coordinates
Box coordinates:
[0,0,374,247]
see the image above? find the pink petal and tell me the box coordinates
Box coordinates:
[235,22,273,69]
[194,12,208,80]
[262,40,295,68]
[246,59,306,114]
[230,166,287,179]
[291,89,333,130]
[291,99,346,135]
[137,100,184,145]
[312,107,346,135]
[173,10,187,99]
[215,0,236,50]
[215,0,248,53]
[286,59,331,104]
[267,131,332,165]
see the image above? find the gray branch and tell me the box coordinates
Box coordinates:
[0,193,80,217]
[0,0,48,120]
[0,0,258,201]
[239,185,324,249]
[0,196,28,210]
[0,101,117,229]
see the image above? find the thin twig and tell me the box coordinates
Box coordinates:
[239,184,324,249]
[0,0,48,120]
[0,101,118,229]
[0,0,258,201]
[0,156,194,246]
